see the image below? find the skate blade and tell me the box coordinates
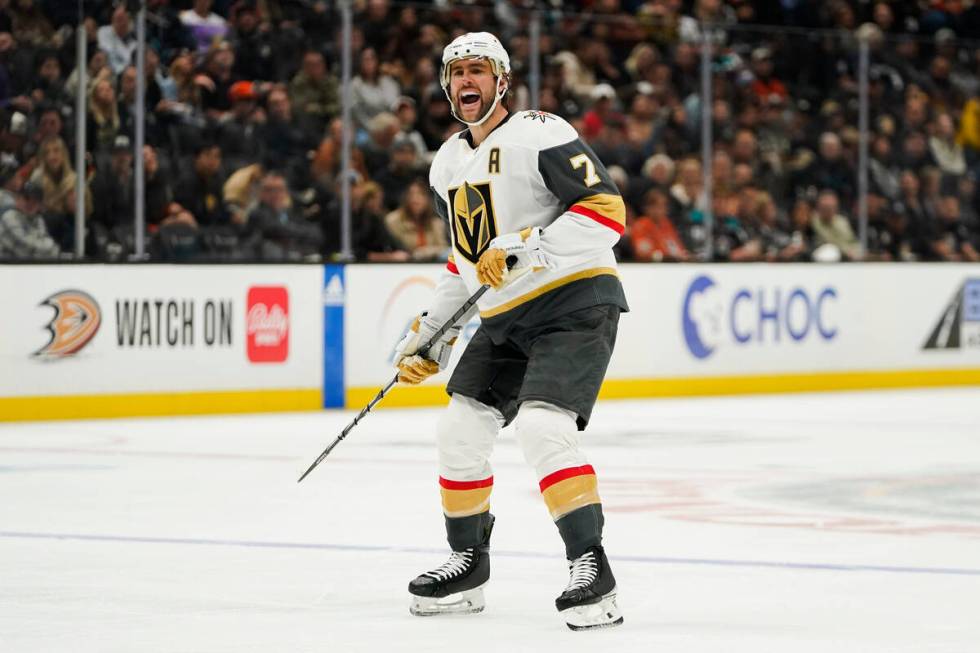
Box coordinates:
[561,592,623,631]
[409,586,486,617]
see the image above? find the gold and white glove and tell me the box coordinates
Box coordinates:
[476,227,552,289]
[394,313,458,385]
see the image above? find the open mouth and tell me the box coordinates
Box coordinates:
[459,91,481,109]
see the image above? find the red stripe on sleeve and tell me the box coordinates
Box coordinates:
[538,465,596,492]
[440,476,494,490]
[446,260,459,274]
[569,205,625,235]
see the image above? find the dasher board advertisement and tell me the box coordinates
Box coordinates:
[0,265,323,420]
[342,263,980,406]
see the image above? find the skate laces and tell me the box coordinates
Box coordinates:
[564,550,598,592]
[424,549,474,581]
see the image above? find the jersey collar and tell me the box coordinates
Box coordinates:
[459,110,513,149]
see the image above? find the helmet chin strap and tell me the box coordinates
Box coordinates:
[447,76,508,127]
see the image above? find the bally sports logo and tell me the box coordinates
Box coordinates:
[247,286,289,363]
[34,289,101,358]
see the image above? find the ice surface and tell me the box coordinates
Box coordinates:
[1,389,979,652]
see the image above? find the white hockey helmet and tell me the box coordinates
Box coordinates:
[440,32,511,127]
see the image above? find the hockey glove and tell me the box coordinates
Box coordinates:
[394,313,459,384]
[475,227,552,289]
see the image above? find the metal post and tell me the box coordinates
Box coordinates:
[339,0,353,261]
[700,27,714,261]
[529,10,541,109]
[74,0,87,259]
[134,1,146,259]
[857,38,870,259]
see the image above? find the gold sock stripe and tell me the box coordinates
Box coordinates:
[541,473,601,520]
[440,483,493,518]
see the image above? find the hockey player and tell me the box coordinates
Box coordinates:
[394,32,628,630]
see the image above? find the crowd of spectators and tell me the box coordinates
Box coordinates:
[1,0,980,263]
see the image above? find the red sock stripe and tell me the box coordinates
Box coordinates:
[569,205,625,235]
[538,465,595,492]
[439,476,493,490]
[446,260,459,274]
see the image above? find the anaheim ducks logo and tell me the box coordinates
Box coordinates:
[34,290,101,358]
[448,181,498,264]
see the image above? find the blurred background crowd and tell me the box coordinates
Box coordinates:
[1,0,980,263]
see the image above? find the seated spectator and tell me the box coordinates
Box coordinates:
[928,112,967,178]
[582,83,621,142]
[227,2,277,81]
[28,135,91,251]
[97,5,136,76]
[348,181,410,262]
[90,134,135,256]
[117,66,140,138]
[630,189,689,262]
[289,50,339,135]
[924,195,980,261]
[180,0,228,54]
[383,177,447,261]
[899,130,933,172]
[246,171,322,261]
[65,49,112,103]
[865,193,912,262]
[391,96,428,161]
[9,0,53,47]
[361,111,401,176]
[777,198,815,262]
[350,47,400,131]
[217,81,265,170]
[259,86,315,187]
[869,134,901,201]
[0,180,59,259]
[920,166,944,222]
[87,78,121,157]
[752,191,794,261]
[143,144,185,228]
[375,134,422,212]
[811,189,861,261]
[29,52,70,110]
[748,47,788,105]
[198,44,237,120]
[174,142,228,227]
[799,133,855,205]
[146,0,196,65]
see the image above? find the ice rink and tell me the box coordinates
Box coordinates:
[1,388,979,653]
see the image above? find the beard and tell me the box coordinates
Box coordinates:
[454,89,493,123]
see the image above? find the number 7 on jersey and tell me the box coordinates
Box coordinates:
[569,153,601,187]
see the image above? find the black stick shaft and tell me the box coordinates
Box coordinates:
[297,284,490,483]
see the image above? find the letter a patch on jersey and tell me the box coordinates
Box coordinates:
[448,181,498,264]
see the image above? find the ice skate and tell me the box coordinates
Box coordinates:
[408,546,490,616]
[409,514,493,617]
[555,546,623,631]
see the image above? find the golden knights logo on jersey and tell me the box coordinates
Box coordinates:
[448,181,498,264]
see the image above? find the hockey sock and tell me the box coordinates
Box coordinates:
[445,509,494,551]
[555,503,605,560]
[539,465,604,558]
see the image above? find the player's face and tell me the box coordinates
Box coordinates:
[449,58,497,122]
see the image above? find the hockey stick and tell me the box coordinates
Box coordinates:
[297,283,491,483]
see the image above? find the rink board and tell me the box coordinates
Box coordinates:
[3,263,979,420]
[0,265,323,420]
[343,263,980,407]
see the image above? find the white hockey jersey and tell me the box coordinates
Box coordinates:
[425,110,628,340]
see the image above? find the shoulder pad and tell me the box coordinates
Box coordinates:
[506,111,579,149]
[429,137,462,189]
